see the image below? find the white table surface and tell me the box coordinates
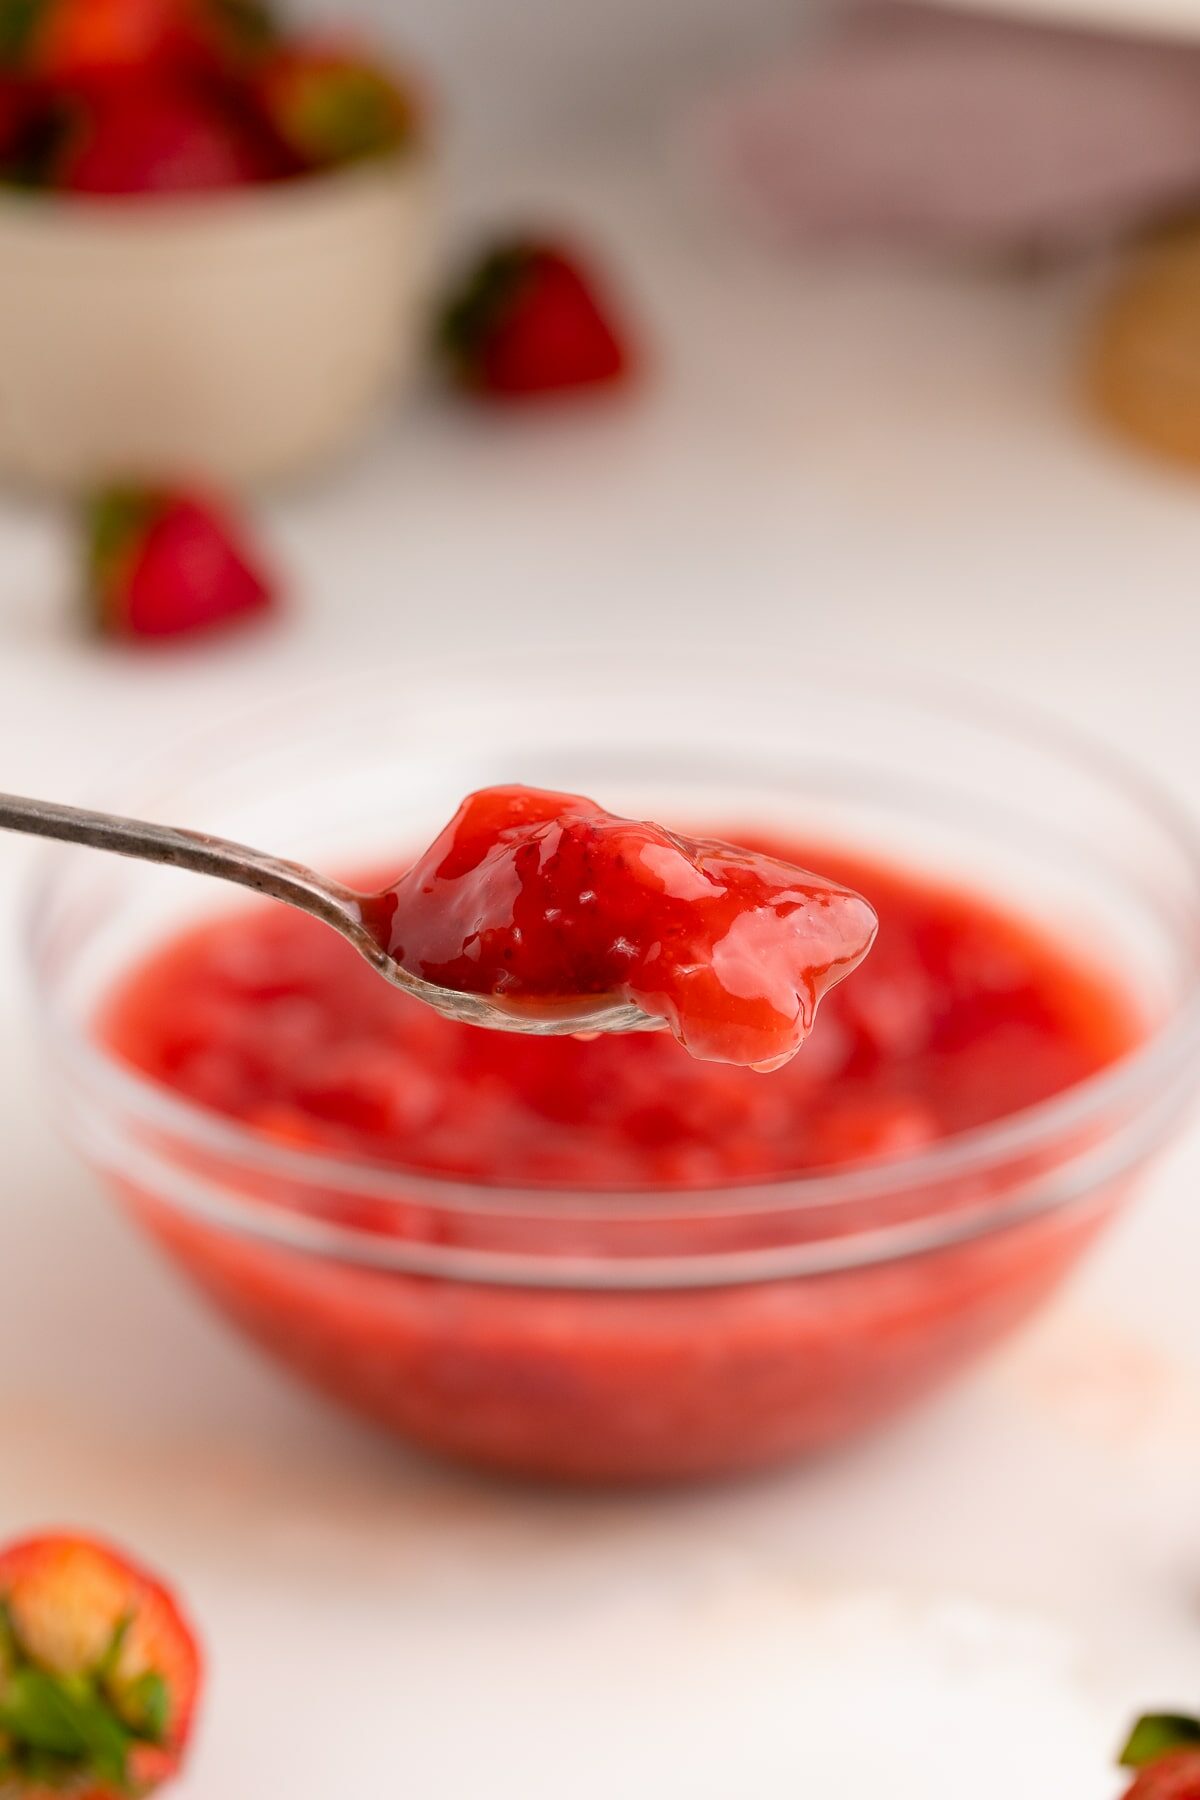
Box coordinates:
[3,154,1200,1797]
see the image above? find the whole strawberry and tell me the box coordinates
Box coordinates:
[1120,1716,1200,1798]
[437,239,635,400]
[1,0,278,86]
[0,1530,202,1798]
[253,37,419,170]
[4,0,184,85]
[58,78,285,194]
[86,485,276,640]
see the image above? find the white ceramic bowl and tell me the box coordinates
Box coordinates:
[0,155,437,492]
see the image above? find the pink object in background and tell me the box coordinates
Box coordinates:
[709,2,1200,254]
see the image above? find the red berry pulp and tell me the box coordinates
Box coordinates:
[98,827,1144,1480]
[364,786,878,1070]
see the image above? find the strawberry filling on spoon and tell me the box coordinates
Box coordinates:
[366,785,878,1070]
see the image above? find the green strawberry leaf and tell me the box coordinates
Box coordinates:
[290,68,414,164]
[0,1601,20,1672]
[0,1597,169,1793]
[1121,1713,1200,1769]
[0,0,44,67]
[85,487,164,624]
[0,1665,136,1790]
[96,1612,133,1685]
[0,1666,98,1756]
[437,243,540,375]
[121,1670,170,1744]
[96,1612,171,1744]
[88,487,161,577]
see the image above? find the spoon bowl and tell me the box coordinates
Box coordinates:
[394,982,664,1035]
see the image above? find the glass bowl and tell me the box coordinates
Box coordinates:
[27,659,1200,1482]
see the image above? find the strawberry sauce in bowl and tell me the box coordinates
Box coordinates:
[29,665,1200,1482]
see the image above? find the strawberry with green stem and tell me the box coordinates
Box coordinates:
[0,0,286,194]
[437,239,635,400]
[86,485,277,640]
[0,0,279,87]
[253,36,420,169]
[17,0,183,84]
[0,1532,202,1798]
[57,77,285,193]
[1119,1714,1200,1797]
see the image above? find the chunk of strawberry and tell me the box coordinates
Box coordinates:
[252,37,420,170]
[437,239,635,399]
[85,486,277,640]
[0,1531,202,1799]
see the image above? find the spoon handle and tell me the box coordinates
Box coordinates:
[0,790,369,943]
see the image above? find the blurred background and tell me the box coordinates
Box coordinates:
[3,0,1200,1794]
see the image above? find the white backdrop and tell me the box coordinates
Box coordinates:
[294,0,812,158]
[301,0,1200,163]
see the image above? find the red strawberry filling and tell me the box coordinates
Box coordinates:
[368,785,876,1070]
[103,823,1140,1188]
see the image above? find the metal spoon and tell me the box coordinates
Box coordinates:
[0,791,664,1037]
